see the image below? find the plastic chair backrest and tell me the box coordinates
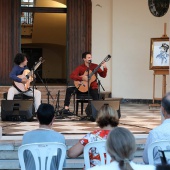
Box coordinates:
[83,140,111,170]
[148,140,170,164]
[0,126,2,139]
[18,142,66,170]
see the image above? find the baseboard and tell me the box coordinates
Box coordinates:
[121,99,161,104]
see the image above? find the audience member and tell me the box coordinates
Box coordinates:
[0,126,2,139]
[156,165,170,170]
[87,127,155,170]
[143,92,170,164]
[67,104,119,168]
[22,103,65,170]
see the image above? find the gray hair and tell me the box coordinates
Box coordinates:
[106,127,136,170]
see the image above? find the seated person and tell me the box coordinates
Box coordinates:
[143,92,170,164]
[87,127,155,170]
[61,51,108,115]
[67,104,119,168]
[156,165,170,170]
[7,53,41,112]
[22,103,65,170]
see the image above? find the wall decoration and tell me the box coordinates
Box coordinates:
[149,38,169,69]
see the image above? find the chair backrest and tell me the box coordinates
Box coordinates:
[83,140,111,170]
[159,150,170,164]
[18,142,66,170]
[148,140,170,165]
[0,126,2,139]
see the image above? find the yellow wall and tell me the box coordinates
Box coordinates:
[21,0,66,80]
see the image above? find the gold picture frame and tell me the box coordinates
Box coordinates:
[149,38,169,70]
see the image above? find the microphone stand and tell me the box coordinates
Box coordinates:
[36,70,54,104]
[85,61,91,120]
[97,77,105,99]
[31,64,36,115]
[87,62,91,100]
[78,61,91,121]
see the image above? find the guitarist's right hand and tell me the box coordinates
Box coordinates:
[21,78,28,84]
[82,76,88,82]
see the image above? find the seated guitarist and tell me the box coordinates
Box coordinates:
[7,53,41,112]
[61,51,108,115]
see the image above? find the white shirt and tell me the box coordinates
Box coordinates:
[143,119,170,164]
[87,161,155,170]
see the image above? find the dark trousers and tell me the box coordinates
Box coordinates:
[64,87,99,107]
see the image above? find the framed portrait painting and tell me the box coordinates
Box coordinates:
[149,38,169,70]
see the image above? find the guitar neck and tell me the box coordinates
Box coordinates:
[89,63,102,78]
[89,55,111,78]
[27,60,43,77]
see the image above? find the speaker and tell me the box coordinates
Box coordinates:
[1,100,35,121]
[87,100,121,121]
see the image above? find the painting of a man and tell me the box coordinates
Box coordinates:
[153,41,169,67]
[156,43,169,64]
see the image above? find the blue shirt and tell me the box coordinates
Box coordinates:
[9,65,28,83]
[22,129,66,170]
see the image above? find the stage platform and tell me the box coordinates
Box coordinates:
[0,103,161,136]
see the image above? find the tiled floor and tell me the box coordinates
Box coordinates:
[0,103,161,136]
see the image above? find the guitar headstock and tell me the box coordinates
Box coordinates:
[104,55,111,62]
[38,57,45,64]
[39,57,43,61]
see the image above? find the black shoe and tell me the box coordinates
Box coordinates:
[60,108,74,116]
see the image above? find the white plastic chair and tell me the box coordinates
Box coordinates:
[18,142,66,170]
[148,140,170,165]
[0,126,2,139]
[83,140,111,170]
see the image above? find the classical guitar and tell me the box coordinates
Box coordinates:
[13,57,44,92]
[74,55,111,93]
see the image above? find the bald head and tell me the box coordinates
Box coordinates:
[161,92,170,115]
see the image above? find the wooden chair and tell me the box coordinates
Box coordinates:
[75,93,92,115]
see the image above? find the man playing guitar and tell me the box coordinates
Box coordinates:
[7,53,41,112]
[61,51,108,115]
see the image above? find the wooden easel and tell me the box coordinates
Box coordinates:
[149,23,169,108]
[149,70,169,108]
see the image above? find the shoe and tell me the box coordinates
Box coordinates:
[60,108,74,116]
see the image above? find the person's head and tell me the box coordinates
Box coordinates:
[156,165,170,170]
[36,103,55,126]
[161,92,170,119]
[82,52,92,64]
[160,43,169,52]
[96,104,119,128]
[14,53,28,66]
[107,127,136,170]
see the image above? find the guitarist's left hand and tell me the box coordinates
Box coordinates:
[102,62,107,69]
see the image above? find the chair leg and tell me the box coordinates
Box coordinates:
[81,101,84,115]
[76,101,79,116]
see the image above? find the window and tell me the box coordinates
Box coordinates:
[21,0,34,24]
